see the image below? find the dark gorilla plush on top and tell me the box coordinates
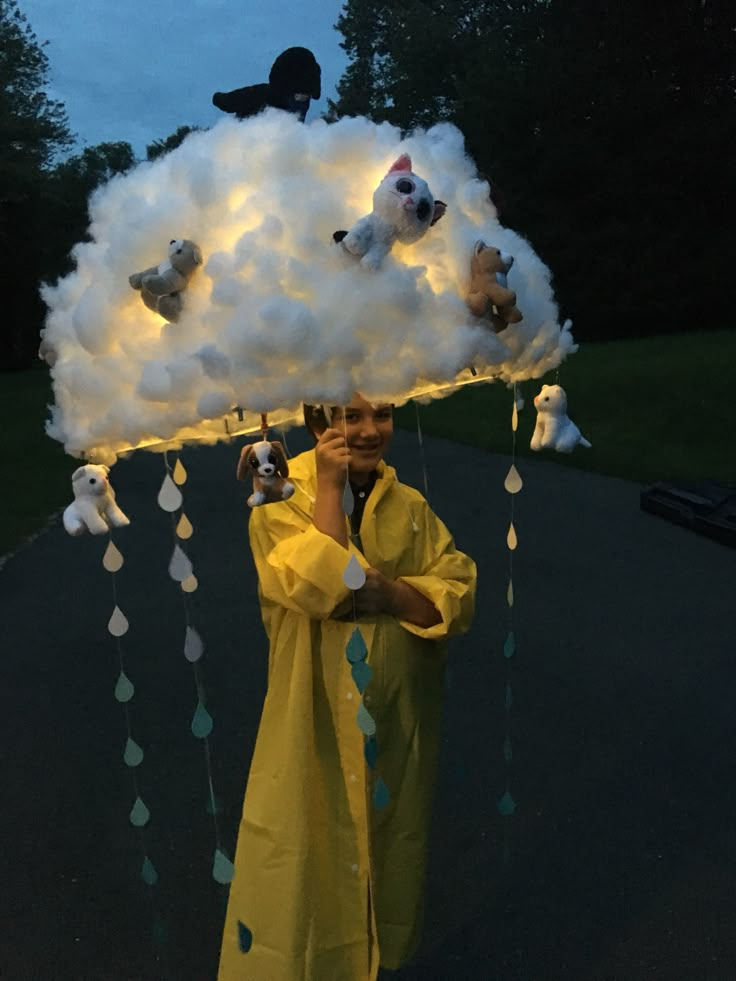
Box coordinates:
[212,47,321,122]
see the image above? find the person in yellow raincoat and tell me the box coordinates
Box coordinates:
[218,396,476,981]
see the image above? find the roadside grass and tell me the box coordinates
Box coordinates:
[395,329,736,486]
[1,366,74,557]
[2,329,734,557]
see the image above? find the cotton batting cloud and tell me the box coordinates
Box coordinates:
[42,112,576,464]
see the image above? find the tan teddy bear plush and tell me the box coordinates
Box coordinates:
[466,240,523,333]
[129,238,202,322]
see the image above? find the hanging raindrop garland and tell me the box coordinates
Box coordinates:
[339,412,391,812]
[104,534,175,970]
[498,385,523,862]
[158,452,235,888]
[104,536,156,871]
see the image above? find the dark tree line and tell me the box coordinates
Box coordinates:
[0,0,196,369]
[1,0,732,369]
[329,0,735,340]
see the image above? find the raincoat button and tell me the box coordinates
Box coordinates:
[350,774,357,782]
[351,863,359,873]
[364,694,371,704]
[346,691,353,700]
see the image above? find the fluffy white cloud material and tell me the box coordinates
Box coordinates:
[42,113,576,463]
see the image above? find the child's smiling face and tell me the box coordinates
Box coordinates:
[332,396,393,475]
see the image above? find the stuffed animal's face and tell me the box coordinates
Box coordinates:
[237,440,289,481]
[71,464,111,500]
[471,241,514,277]
[534,384,567,415]
[372,154,446,244]
[168,239,203,277]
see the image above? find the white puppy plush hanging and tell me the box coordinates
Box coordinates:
[530,384,592,454]
[333,153,446,270]
[63,464,131,536]
[236,440,295,507]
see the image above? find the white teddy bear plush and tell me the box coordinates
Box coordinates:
[63,464,131,536]
[530,384,592,454]
[333,153,446,270]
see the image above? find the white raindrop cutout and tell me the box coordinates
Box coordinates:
[169,544,193,582]
[343,554,367,591]
[158,474,183,512]
[184,626,204,663]
[108,606,129,637]
[504,465,523,494]
[102,540,124,572]
[342,481,355,516]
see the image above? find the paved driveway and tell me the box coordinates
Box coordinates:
[2,429,734,981]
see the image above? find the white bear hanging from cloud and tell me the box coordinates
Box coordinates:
[530,384,591,454]
[333,154,446,270]
[63,465,131,536]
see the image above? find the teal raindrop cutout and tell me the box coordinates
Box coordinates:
[238,921,253,954]
[206,794,223,817]
[192,701,214,739]
[356,702,376,736]
[364,736,378,770]
[114,671,134,703]
[346,628,368,664]
[497,790,517,817]
[124,737,144,767]
[351,660,372,694]
[141,855,158,886]
[213,848,235,885]
[152,916,168,947]
[373,777,391,810]
[503,631,516,659]
[130,796,150,827]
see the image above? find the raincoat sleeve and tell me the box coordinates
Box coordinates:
[248,502,365,619]
[396,501,476,642]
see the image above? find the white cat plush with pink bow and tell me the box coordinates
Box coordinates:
[333,154,446,270]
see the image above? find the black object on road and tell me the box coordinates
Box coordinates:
[641,479,736,548]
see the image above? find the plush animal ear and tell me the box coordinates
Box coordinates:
[236,444,255,481]
[71,467,87,482]
[473,239,488,256]
[270,441,290,479]
[387,153,412,175]
[191,243,203,265]
[431,200,447,226]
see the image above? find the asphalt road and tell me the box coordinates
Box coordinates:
[2,428,735,981]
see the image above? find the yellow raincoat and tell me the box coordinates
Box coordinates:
[218,450,476,981]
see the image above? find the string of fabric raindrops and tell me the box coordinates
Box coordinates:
[497,384,524,862]
[103,533,172,967]
[340,411,391,812]
[157,453,235,888]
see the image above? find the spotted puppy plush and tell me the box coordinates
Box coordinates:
[530,385,592,454]
[333,154,446,270]
[237,440,295,507]
[63,464,131,536]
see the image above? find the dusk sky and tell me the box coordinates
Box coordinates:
[22,0,350,156]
